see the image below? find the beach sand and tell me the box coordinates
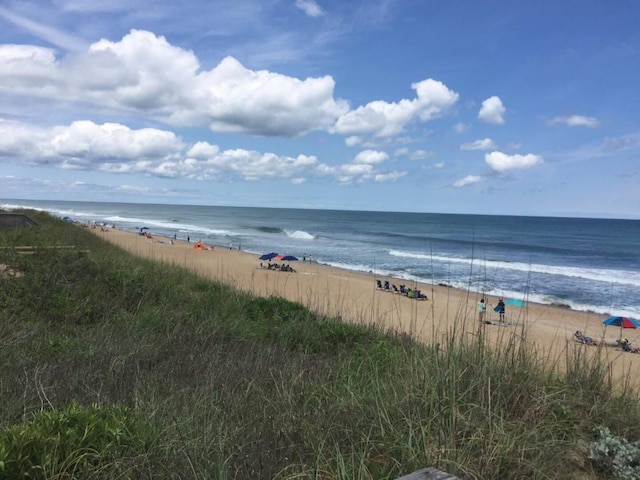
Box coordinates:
[93,227,640,389]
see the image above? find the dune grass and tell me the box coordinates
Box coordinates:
[1,210,640,479]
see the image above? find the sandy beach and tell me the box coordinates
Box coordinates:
[93,227,640,388]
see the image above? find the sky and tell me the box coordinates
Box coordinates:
[0,0,638,218]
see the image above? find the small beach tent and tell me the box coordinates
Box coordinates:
[193,241,208,251]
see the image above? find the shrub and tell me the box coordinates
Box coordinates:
[0,402,150,478]
[588,426,640,479]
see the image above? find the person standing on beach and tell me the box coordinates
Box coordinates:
[478,298,487,322]
[497,299,506,321]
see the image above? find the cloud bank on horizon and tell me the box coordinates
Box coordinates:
[0,0,638,218]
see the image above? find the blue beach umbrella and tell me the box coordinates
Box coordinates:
[280,255,298,261]
[259,252,279,261]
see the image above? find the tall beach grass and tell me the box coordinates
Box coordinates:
[1,210,640,479]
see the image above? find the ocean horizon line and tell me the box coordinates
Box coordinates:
[2,198,639,222]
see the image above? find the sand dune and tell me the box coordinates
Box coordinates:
[93,227,640,388]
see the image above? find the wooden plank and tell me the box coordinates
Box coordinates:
[395,467,461,480]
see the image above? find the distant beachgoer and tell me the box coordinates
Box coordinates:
[478,298,487,322]
[303,253,307,262]
[497,299,506,321]
[574,331,598,346]
[187,236,190,242]
[619,338,640,353]
[174,233,177,240]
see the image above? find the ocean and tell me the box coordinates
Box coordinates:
[2,199,639,318]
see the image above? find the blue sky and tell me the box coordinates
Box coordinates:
[0,0,638,218]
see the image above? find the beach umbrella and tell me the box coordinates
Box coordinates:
[280,255,298,261]
[259,252,279,261]
[603,316,640,329]
[603,316,640,338]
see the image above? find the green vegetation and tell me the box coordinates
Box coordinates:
[1,210,640,479]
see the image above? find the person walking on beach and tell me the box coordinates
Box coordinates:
[497,299,506,321]
[478,298,487,322]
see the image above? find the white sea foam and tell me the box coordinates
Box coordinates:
[102,215,232,236]
[389,249,640,288]
[284,229,316,240]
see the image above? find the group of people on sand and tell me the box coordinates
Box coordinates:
[376,280,428,300]
[261,262,296,273]
[574,330,640,353]
[477,298,506,323]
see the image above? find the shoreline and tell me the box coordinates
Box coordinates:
[90,225,640,386]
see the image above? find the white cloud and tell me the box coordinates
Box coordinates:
[118,184,150,193]
[432,162,445,169]
[49,121,184,163]
[295,0,324,17]
[375,171,406,182]
[460,138,496,151]
[345,136,362,146]
[485,151,543,172]
[548,115,600,128]
[333,78,459,137]
[453,175,483,187]
[0,30,349,137]
[454,122,468,133]
[353,149,388,164]
[187,142,220,159]
[407,149,432,160]
[478,96,506,125]
[0,118,406,185]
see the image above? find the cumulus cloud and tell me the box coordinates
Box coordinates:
[353,149,389,164]
[478,96,506,125]
[460,138,496,151]
[332,78,459,137]
[0,119,404,184]
[0,30,349,137]
[50,120,184,163]
[453,175,483,187]
[548,115,600,127]
[485,151,543,172]
[295,0,324,17]
[316,149,404,184]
